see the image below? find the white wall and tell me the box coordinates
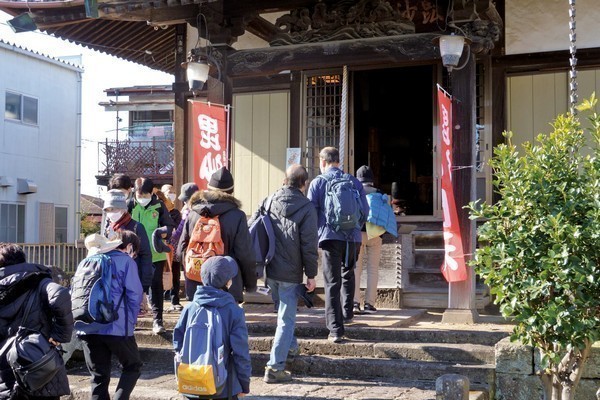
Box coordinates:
[506,0,600,55]
[0,42,82,243]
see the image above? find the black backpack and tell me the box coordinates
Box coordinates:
[0,290,64,394]
[71,253,124,324]
[248,195,276,279]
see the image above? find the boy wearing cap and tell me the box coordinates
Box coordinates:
[173,256,251,399]
[177,167,257,303]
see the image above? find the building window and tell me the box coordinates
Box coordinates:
[55,206,68,243]
[303,73,342,179]
[5,91,38,125]
[0,203,25,243]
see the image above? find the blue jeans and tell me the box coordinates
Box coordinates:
[266,278,299,370]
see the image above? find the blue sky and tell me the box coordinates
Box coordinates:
[0,11,173,196]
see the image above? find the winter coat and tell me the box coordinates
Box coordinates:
[112,217,154,289]
[307,166,369,244]
[176,190,257,302]
[248,186,318,284]
[75,250,143,337]
[0,263,73,399]
[129,195,175,263]
[173,286,251,397]
[360,184,378,232]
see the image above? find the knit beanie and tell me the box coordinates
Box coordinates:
[356,165,374,183]
[207,167,234,194]
[103,189,127,211]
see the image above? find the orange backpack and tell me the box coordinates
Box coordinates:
[184,215,225,283]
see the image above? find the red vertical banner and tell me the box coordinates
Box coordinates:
[438,85,468,283]
[190,101,229,190]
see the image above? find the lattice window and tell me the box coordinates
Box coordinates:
[304,73,342,179]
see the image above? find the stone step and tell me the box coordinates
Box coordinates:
[132,329,495,364]
[413,230,444,248]
[135,318,507,346]
[64,364,488,400]
[402,288,491,309]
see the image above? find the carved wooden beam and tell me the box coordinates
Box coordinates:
[246,15,279,43]
[228,33,440,77]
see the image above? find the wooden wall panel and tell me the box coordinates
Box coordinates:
[508,75,534,150]
[232,91,290,215]
[532,74,559,137]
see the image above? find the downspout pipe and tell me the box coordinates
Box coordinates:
[74,67,83,242]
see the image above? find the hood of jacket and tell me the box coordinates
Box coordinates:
[189,189,241,217]
[0,263,52,307]
[193,285,237,308]
[270,186,311,218]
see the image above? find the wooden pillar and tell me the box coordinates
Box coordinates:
[173,24,188,205]
[442,51,480,324]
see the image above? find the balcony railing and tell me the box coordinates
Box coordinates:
[97,138,174,185]
[18,243,87,275]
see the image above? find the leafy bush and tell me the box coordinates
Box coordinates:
[468,96,600,399]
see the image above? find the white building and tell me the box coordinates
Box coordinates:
[0,40,83,244]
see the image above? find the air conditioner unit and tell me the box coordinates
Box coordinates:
[17,178,37,194]
[0,176,14,187]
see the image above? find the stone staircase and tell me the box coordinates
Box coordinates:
[395,220,490,309]
[64,305,510,399]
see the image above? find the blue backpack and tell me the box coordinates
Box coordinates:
[71,253,124,324]
[323,173,365,234]
[175,305,228,398]
[248,196,276,279]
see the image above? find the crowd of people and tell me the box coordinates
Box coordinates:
[0,146,397,399]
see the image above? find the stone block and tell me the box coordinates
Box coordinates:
[495,337,534,374]
[436,374,469,400]
[575,379,600,400]
[533,341,600,379]
[495,373,542,400]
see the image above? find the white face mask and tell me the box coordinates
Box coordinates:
[167,193,176,202]
[137,197,151,207]
[106,211,124,222]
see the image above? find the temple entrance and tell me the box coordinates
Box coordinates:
[353,66,435,216]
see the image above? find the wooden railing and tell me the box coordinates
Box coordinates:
[17,243,87,274]
[97,138,174,185]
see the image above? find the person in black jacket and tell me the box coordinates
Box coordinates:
[176,167,257,303]
[248,164,318,384]
[0,243,73,400]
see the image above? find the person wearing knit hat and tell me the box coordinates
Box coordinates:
[207,167,235,194]
[102,189,154,307]
[176,172,257,304]
[353,164,396,316]
[173,255,251,398]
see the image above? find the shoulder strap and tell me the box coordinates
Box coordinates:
[0,290,37,357]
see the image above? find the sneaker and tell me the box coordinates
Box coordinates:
[363,303,377,314]
[152,320,165,334]
[353,302,362,315]
[166,304,184,313]
[263,366,292,383]
[327,334,347,344]
[343,315,354,324]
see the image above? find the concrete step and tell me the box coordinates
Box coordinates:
[64,364,488,400]
[132,330,495,364]
[134,317,507,346]
[402,288,491,309]
[413,230,444,248]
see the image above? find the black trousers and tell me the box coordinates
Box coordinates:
[81,335,143,400]
[170,260,182,305]
[320,240,360,337]
[149,260,165,323]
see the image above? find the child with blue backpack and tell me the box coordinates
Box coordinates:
[173,256,251,399]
